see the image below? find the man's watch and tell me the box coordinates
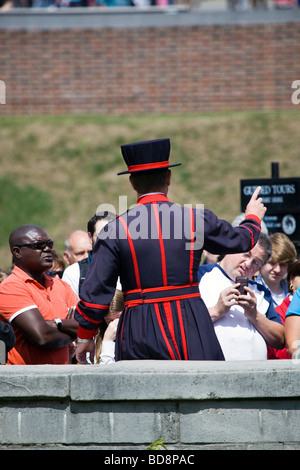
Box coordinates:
[54,318,63,331]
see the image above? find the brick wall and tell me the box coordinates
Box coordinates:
[1,11,299,115]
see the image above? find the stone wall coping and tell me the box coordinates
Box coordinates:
[1,359,299,401]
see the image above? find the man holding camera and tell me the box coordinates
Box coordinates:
[198,233,285,360]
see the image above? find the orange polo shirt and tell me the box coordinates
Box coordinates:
[0,266,79,365]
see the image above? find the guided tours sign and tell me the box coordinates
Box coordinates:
[240,173,300,246]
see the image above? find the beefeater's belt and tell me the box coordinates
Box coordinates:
[123,283,200,307]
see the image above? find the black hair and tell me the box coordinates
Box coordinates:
[87,212,115,236]
[130,168,169,195]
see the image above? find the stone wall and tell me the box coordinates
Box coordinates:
[1,360,300,450]
[0,8,300,115]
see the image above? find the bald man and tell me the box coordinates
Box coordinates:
[64,230,92,266]
[0,225,79,365]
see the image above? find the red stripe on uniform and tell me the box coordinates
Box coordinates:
[119,306,127,360]
[124,292,200,307]
[137,194,170,205]
[188,207,195,285]
[153,202,167,286]
[163,301,181,360]
[119,216,141,289]
[176,300,188,360]
[239,224,255,248]
[123,282,199,296]
[154,303,176,360]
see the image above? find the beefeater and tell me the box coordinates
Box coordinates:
[75,138,266,362]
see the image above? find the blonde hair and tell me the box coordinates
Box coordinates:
[95,289,124,364]
[108,289,124,314]
[269,232,297,266]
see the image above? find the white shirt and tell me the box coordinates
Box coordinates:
[199,265,269,360]
[99,341,115,364]
[271,291,286,307]
[63,262,122,296]
[62,262,80,296]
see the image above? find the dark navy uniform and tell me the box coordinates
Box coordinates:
[75,138,262,360]
[75,193,261,361]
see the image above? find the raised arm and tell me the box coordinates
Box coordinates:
[245,186,266,221]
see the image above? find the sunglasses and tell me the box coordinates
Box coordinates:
[15,239,54,251]
[45,270,64,279]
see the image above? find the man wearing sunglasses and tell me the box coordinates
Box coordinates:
[0,225,79,365]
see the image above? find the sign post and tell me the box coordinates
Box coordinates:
[240,163,300,255]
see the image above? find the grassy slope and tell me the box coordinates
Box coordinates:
[0,110,299,270]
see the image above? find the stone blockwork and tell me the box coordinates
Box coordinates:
[1,360,300,449]
[0,8,300,115]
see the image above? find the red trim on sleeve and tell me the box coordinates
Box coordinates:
[77,305,102,324]
[81,299,109,310]
[77,325,98,340]
[239,225,254,248]
[244,213,261,225]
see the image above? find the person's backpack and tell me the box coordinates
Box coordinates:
[78,258,90,297]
